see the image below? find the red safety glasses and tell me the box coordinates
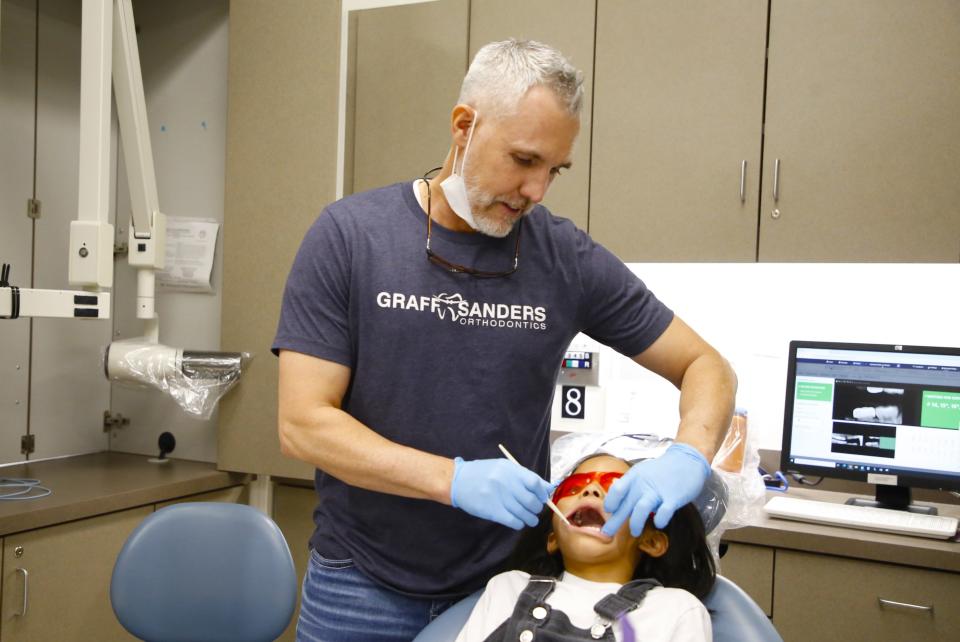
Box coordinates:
[552,471,624,504]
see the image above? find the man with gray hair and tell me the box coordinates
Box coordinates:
[274,39,736,641]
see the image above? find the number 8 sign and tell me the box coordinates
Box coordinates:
[561,385,586,419]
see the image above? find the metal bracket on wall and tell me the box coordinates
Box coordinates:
[26,199,41,219]
[103,410,130,432]
[20,434,35,455]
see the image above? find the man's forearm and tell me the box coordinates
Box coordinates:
[673,350,737,462]
[278,350,457,504]
[279,405,456,504]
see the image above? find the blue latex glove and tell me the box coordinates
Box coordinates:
[450,457,551,530]
[601,442,711,537]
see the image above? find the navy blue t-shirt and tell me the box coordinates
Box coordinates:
[272,182,672,598]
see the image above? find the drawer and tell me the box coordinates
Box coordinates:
[773,549,960,641]
[719,542,774,616]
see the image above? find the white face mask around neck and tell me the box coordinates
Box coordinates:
[439,111,480,230]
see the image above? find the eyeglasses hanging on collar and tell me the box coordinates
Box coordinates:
[421,168,521,278]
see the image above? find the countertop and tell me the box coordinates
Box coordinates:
[0,452,248,536]
[723,485,960,573]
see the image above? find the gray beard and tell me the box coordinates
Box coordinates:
[464,174,526,239]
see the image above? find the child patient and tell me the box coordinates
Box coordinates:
[455,454,715,641]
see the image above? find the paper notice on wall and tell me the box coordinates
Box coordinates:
[157,217,219,293]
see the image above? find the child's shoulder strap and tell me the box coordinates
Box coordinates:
[482,576,559,641]
[593,578,662,625]
[522,575,559,602]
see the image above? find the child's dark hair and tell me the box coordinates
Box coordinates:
[503,502,716,599]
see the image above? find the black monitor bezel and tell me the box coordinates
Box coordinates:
[780,339,960,494]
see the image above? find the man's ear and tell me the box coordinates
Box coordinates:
[546,531,559,555]
[450,104,477,145]
[637,529,669,558]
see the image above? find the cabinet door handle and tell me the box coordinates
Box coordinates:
[773,158,781,202]
[15,567,28,616]
[878,597,934,615]
[740,160,747,202]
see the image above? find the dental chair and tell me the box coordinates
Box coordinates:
[414,469,782,642]
[110,502,298,642]
[413,574,781,642]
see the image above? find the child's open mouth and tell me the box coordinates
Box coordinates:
[564,505,613,541]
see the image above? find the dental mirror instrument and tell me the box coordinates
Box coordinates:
[497,443,571,527]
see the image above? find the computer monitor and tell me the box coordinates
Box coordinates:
[780,340,960,514]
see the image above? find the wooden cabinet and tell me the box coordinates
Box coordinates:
[348,0,596,233]
[774,550,960,641]
[469,0,596,232]
[591,0,767,261]
[0,489,251,641]
[718,542,773,617]
[348,0,469,196]
[0,453,248,642]
[220,0,340,480]
[759,0,960,262]
[1,507,150,641]
[590,0,960,262]
[719,542,960,641]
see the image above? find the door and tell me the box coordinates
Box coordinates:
[590,0,768,261]
[349,0,469,195]
[760,0,960,261]
[1,507,150,641]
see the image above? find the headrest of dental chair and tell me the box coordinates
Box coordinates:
[691,469,727,534]
[111,502,297,642]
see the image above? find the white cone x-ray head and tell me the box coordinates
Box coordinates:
[105,341,248,419]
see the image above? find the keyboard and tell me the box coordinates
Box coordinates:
[764,495,959,540]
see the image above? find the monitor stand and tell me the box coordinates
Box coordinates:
[845,484,938,515]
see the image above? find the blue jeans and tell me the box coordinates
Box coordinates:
[296,548,457,642]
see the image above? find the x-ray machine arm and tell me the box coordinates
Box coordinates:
[1,0,165,341]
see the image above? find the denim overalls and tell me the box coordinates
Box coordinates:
[483,576,661,641]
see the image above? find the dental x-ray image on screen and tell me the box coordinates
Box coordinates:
[832,381,909,425]
[831,423,897,458]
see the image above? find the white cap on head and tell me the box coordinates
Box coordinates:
[550,432,673,483]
